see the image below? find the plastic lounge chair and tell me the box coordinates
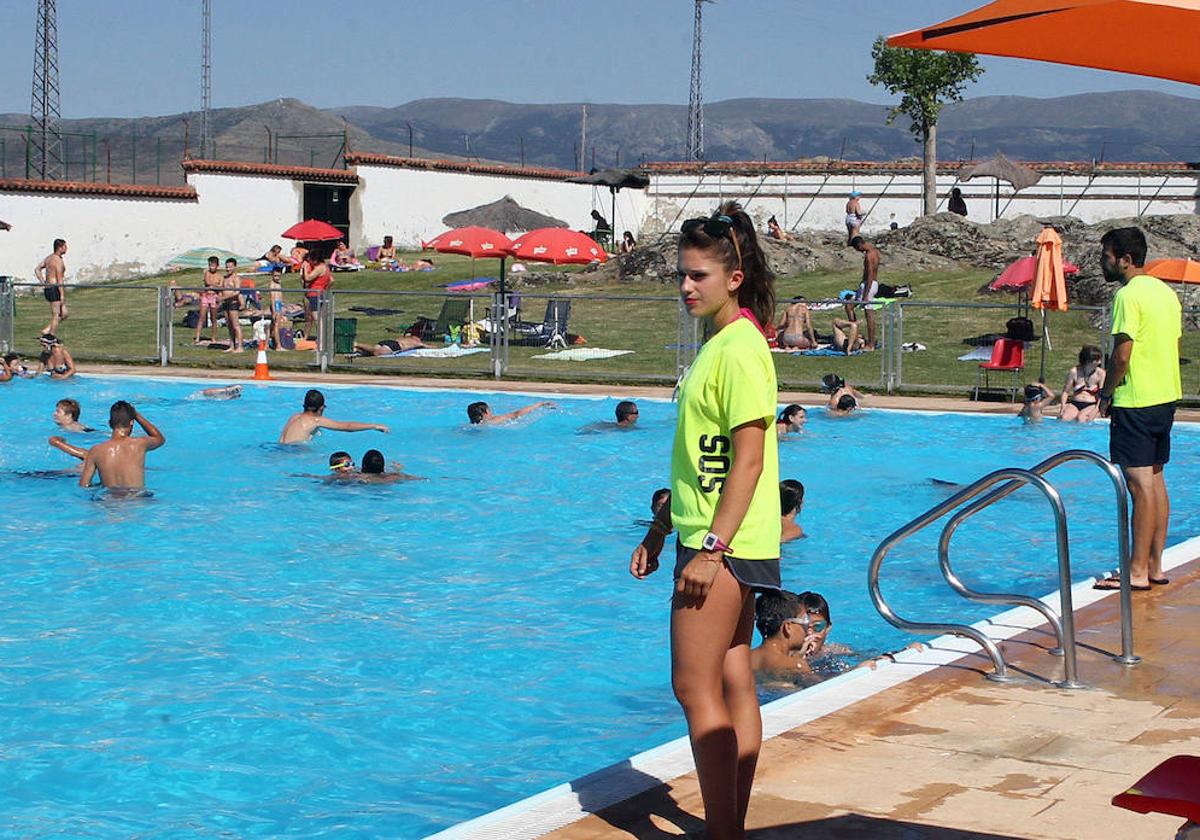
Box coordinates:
[1112,755,1200,836]
[514,299,571,349]
[973,337,1024,401]
[415,297,471,342]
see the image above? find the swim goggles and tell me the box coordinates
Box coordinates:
[681,214,743,270]
[329,460,355,472]
[787,617,829,634]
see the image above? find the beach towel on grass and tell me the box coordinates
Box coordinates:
[796,347,863,357]
[531,348,633,361]
[958,347,994,362]
[371,345,489,359]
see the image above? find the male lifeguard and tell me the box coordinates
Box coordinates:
[79,402,166,490]
[34,238,68,335]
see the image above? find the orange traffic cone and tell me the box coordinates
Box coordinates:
[253,339,272,380]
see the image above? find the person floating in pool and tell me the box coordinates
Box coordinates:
[53,398,93,432]
[193,385,242,400]
[578,399,639,433]
[776,404,806,436]
[352,336,427,356]
[1018,382,1055,424]
[279,389,389,444]
[78,401,166,490]
[466,399,555,425]
[780,479,805,542]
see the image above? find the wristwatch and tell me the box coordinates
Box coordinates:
[701,531,733,554]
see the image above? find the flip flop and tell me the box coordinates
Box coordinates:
[1150,577,1170,586]
[1093,576,1150,592]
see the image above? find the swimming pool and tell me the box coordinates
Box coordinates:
[1,376,1197,837]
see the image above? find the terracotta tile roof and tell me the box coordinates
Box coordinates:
[182,158,359,183]
[344,152,584,182]
[642,159,1200,176]
[0,178,197,199]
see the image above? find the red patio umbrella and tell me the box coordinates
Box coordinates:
[1145,257,1200,284]
[422,226,513,258]
[509,228,607,266]
[281,219,344,241]
[989,254,1079,291]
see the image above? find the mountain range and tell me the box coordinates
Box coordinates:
[2,90,1198,186]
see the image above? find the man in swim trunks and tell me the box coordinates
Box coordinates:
[845,191,865,243]
[34,238,68,336]
[776,296,817,349]
[279,389,389,444]
[466,400,555,425]
[220,258,245,353]
[79,401,165,490]
[352,336,427,356]
[849,236,880,349]
[53,398,93,432]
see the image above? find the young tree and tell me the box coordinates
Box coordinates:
[868,38,983,216]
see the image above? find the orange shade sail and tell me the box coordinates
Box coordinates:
[1145,257,1200,283]
[887,0,1200,87]
[1031,227,1068,311]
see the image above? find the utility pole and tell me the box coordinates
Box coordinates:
[200,0,212,159]
[580,104,588,171]
[30,0,63,180]
[685,0,712,162]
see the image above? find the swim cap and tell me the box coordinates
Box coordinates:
[850,190,862,197]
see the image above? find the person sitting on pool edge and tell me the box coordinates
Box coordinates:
[780,479,806,542]
[777,404,806,436]
[79,401,166,491]
[466,399,556,425]
[279,389,390,444]
[750,589,832,676]
[352,336,427,356]
[53,398,93,433]
[1018,382,1055,424]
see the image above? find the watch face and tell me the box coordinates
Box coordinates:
[702,533,717,550]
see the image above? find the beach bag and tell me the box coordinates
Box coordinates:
[278,327,296,350]
[878,283,912,298]
[182,309,200,328]
[1006,316,1036,342]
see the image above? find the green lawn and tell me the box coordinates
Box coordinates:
[9,252,1197,398]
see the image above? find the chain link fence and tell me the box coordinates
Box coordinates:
[1,277,1197,402]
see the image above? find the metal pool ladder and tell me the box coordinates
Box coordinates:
[868,449,1139,689]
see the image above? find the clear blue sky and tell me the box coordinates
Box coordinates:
[2,0,1197,118]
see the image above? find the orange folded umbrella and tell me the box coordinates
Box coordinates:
[888,0,1200,87]
[1031,227,1068,312]
[1145,257,1200,284]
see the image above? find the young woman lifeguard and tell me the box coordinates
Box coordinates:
[630,201,780,840]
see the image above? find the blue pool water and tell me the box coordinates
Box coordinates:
[1,375,1198,837]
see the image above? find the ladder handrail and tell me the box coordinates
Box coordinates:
[939,449,1137,666]
[868,467,1068,683]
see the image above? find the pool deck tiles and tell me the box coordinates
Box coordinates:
[541,555,1200,840]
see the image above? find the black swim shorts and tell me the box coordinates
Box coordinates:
[674,541,781,593]
[1110,402,1176,468]
[43,286,62,303]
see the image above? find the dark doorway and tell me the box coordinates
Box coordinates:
[302,184,354,242]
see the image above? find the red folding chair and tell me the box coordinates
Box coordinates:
[1112,755,1200,835]
[974,338,1025,401]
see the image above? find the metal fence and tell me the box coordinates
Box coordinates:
[2,277,1198,401]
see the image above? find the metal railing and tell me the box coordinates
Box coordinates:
[868,449,1138,688]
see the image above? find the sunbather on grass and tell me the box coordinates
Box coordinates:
[352,337,427,356]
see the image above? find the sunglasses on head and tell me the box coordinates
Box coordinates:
[681,214,743,269]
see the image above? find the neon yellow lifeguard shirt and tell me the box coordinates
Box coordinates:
[670,316,781,559]
[1110,274,1182,408]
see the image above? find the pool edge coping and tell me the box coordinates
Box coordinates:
[425,534,1200,840]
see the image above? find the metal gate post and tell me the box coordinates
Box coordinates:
[0,277,13,354]
[156,286,173,366]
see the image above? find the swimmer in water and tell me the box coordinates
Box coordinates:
[466,399,555,425]
[750,590,834,676]
[780,479,806,542]
[578,400,639,433]
[79,401,165,490]
[776,404,806,437]
[828,383,865,416]
[193,384,243,400]
[1018,382,1055,424]
[358,448,419,483]
[279,389,389,444]
[53,398,94,432]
